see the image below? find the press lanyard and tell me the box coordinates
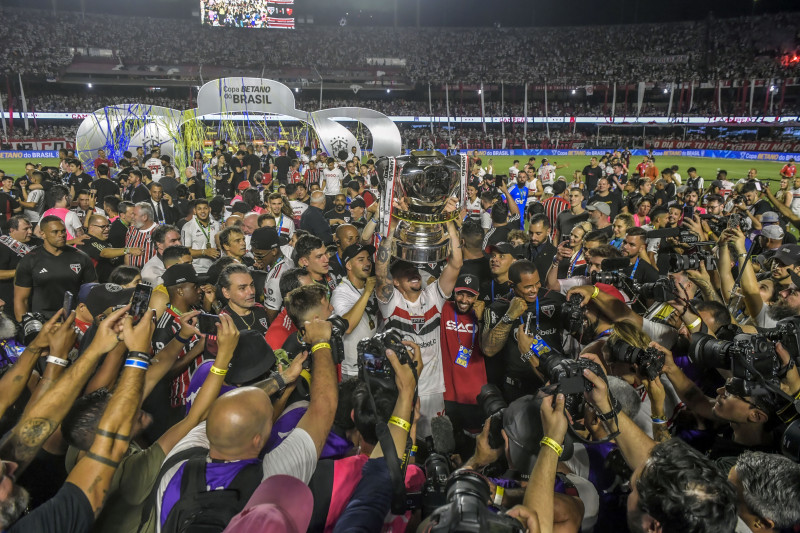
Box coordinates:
[629,257,640,280]
[453,310,476,350]
[569,249,583,277]
[335,252,344,270]
[277,214,284,232]
[519,298,540,333]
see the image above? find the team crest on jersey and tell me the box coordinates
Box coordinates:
[411,316,425,333]
[541,305,555,318]
[70,264,81,274]
[259,318,268,329]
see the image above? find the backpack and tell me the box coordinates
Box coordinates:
[158,449,263,533]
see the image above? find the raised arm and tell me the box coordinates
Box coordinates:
[375,216,398,304]
[567,284,643,328]
[438,215,464,298]
[727,228,764,321]
[764,186,800,229]
[296,318,338,456]
[481,296,527,357]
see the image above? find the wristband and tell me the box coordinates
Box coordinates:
[209,365,228,376]
[128,350,152,363]
[124,358,149,370]
[272,371,287,394]
[590,286,600,299]
[651,417,667,424]
[311,342,331,353]
[539,436,563,457]
[408,445,418,458]
[388,416,411,432]
[687,317,702,331]
[45,356,68,367]
[175,332,193,345]
[493,485,505,506]
[595,395,620,422]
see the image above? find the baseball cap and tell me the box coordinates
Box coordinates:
[486,242,526,258]
[237,181,250,191]
[543,186,554,195]
[762,225,785,240]
[85,284,135,316]
[349,197,366,210]
[454,273,479,295]
[227,330,276,385]
[342,243,375,265]
[761,211,780,224]
[224,475,313,533]
[251,227,280,251]
[774,244,800,266]
[162,263,198,287]
[78,282,98,305]
[586,203,611,216]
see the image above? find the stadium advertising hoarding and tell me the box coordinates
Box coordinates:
[433,149,800,161]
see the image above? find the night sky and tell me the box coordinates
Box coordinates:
[5,0,799,26]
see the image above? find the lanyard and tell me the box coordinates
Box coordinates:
[277,214,284,231]
[568,249,583,277]
[335,252,344,270]
[453,309,477,350]
[629,257,640,280]
[519,298,540,333]
[595,328,613,341]
[196,218,212,247]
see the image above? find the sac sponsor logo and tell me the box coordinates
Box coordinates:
[445,320,477,333]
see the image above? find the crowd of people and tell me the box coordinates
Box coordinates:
[0,141,798,533]
[0,7,798,83]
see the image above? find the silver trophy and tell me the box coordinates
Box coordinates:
[376,151,468,264]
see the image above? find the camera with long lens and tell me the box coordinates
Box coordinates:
[327,315,348,364]
[769,317,800,366]
[690,332,781,394]
[668,251,717,272]
[561,293,587,337]
[606,339,665,380]
[476,384,507,449]
[591,270,626,286]
[536,348,608,420]
[638,276,679,302]
[421,453,451,517]
[356,328,414,391]
[423,470,525,532]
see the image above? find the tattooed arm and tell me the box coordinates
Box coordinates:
[375,217,398,305]
[0,307,133,473]
[480,297,527,357]
[67,311,154,515]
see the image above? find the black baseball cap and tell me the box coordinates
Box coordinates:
[775,244,800,266]
[486,242,525,259]
[251,227,280,251]
[454,274,479,295]
[85,283,135,316]
[349,197,366,209]
[227,330,276,385]
[162,263,198,287]
[342,243,375,265]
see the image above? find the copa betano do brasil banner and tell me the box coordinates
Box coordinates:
[432,149,800,161]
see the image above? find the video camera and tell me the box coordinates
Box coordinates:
[645,227,701,245]
[667,251,717,272]
[356,328,416,391]
[700,213,742,234]
[422,470,525,533]
[606,339,665,380]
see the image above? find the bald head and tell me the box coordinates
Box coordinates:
[335,224,359,252]
[310,191,326,206]
[206,387,272,460]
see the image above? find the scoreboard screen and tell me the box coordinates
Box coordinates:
[200,0,295,29]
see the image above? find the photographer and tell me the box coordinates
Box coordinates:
[580,357,739,533]
[729,451,800,533]
[482,260,566,402]
[620,227,660,281]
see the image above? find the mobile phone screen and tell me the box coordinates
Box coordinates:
[129,284,153,325]
[198,313,219,336]
[62,291,73,318]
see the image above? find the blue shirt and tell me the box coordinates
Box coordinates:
[507,185,528,229]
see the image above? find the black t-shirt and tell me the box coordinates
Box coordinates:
[7,482,93,533]
[230,159,246,190]
[260,153,274,173]
[0,236,31,305]
[654,189,669,207]
[68,172,92,194]
[461,257,491,286]
[159,177,180,199]
[582,165,603,193]
[479,279,512,303]
[131,184,151,204]
[222,304,269,336]
[621,257,661,284]
[328,252,347,286]
[275,156,291,182]
[77,235,120,283]
[589,192,623,220]
[91,178,120,203]
[597,225,614,240]
[15,246,97,317]
[749,199,772,217]
[486,288,566,382]
[216,162,232,192]
[108,219,129,248]
[0,191,20,229]
[244,154,261,178]
[324,209,352,226]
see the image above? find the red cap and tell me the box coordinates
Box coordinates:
[238,181,250,191]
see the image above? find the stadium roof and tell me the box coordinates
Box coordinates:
[5,0,799,27]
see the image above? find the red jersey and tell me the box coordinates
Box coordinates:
[265,308,296,351]
[440,301,487,405]
[781,164,797,178]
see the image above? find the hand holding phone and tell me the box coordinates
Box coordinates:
[198,313,220,336]
[129,283,153,325]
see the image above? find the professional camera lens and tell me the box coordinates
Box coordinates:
[689,332,733,370]
[477,384,507,418]
[668,254,700,272]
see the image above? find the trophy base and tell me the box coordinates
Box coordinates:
[392,236,451,264]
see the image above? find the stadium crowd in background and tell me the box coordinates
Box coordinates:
[0,139,798,533]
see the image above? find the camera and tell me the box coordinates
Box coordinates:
[423,470,525,532]
[667,251,717,272]
[606,339,665,380]
[421,453,451,517]
[476,384,508,449]
[561,293,587,337]
[690,332,781,393]
[535,347,608,421]
[591,270,626,286]
[356,328,414,390]
[20,312,45,346]
[638,276,679,302]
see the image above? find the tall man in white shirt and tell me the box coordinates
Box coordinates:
[321,157,344,212]
[180,198,221,274]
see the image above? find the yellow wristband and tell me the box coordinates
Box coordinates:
[388,416,411,432]
[540,437,563,457]
[209,365,228,376]
[590,286,600,299]
[311,342,331,353]
[300,369,312,384]
[687,317,702,331]
[493,485,505,506]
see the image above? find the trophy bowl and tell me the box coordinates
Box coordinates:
[377,151,463,264]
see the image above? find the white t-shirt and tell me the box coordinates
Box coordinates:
[642,318,678,350]
[141,255,166,286]
[508,166,520,178]
[264,257,295,311]
[538,164,556,186]
[322,168,344,195]
[290,200,308,221]
[480,211,492,230]
[145,157,164,182]
[331,279,379,376]
[275,213,295,240]
[791,188,800,217]
[755,303,777,328]
[64,210,83,239]
[23,189,44,223]
[378,281,448,397]
[465,197,482,220]
[181,217,220,274]
[155,421,317,532]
